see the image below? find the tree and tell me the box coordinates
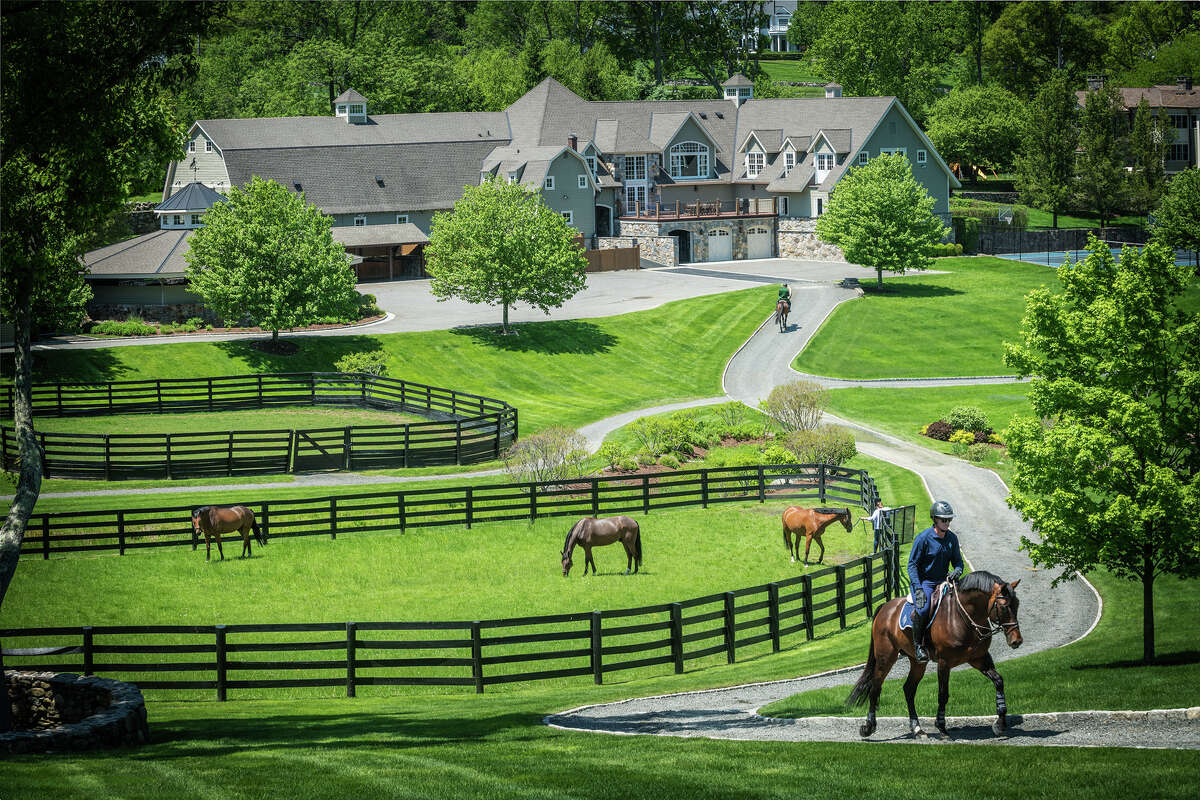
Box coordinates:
[184,176,358,349]
[0,0,216,732]
[1002,237,1200,663]
[1014,71,1079,229]
[926,85,1029,174]
[1075,84,1130,228]
[982,1,1106,95]
[424,177,588,333]
[815,153,949,288]
[1151,168,1200,259]
[1127,98,1170,215]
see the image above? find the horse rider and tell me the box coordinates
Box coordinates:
[906,499,964,662]
[861,500,891,553]
[777,283,792,315]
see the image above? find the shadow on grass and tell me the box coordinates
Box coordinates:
[20,347,130,384]
[451,320,617,355]
[862,282,964,299]
[1071,649,1200,670]
[214,336,386,373]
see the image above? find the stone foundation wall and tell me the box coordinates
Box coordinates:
[2,672,150,754]
[602,228,678,267]
[86,302,217,325]
[777,217,845,262]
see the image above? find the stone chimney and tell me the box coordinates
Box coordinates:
[568,133,578,151]
[824,83,843,99]
[1085,74,1106,92]
[1177,75,1194,91]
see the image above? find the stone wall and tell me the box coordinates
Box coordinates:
[603,226,678,267]
[127,201,160,235]
[2,672,150,754]
[955,191,1020,204]
[86,301,216,326]
[777,217,845,262]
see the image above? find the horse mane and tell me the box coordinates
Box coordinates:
[814,507,851,517]
[192,506,212,518]
[562,518,587,555]
[958,570,1004,593]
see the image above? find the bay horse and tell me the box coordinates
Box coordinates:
[191,505,266,561]
[562,516,642,577]
[774,299,789,332]
[847,570,1023,738]
[781,506,852,564]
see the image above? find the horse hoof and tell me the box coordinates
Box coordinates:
[859,723,875,738]
[993,720,1007,737]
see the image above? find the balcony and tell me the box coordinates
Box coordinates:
[619,198,777,220]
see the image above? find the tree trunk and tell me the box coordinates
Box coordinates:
[876,267,884,288]
[502,303,510,335]
[0,295,45,732]
[272,329,279,348]
[1143,542,1155,664]
[1052,210,1059,229]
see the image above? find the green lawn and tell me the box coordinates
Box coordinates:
[29,405,425,435]
[951,197,1148,230]
[794,256,1059,379]
[758,59,824,83]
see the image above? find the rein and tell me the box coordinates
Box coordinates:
[949,583,1019,642]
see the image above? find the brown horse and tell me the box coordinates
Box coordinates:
[847,570,1023,738]
[191,505,267,561]
[562,516,642,577]
[774,299,789,333]
[781,506,852,564]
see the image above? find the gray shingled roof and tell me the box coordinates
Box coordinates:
[332,223,428,247]
[334,89,368,104]
[196,111,511,150]
[812,128,852,153]
[1075,85,1200,109]
[723,73,754,87]
[155,181,226,213]
[83,229,194,277]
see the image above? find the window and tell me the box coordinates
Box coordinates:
[880,147,907,157]
[354,215,366,227]
[1171,114,1189,129]
[349,103,365,116]
[858,151,869,166]
[624,155,646,181]
[815,153,834,172]
[578,174,588,189]
[784,151,795,176]
[816,198,824,216]
[1168,142,1190,161]
[396,214,409,224]
[778,196,789,216]
[190,214,202,226]
[725,88,739,100]
[739,88,752,98]
[917,149,927,165]
[624,184,646,210]
[173,214,183,226]
[585,155,597,175]
[669,141,710,179]
[336,104,348,116]
[746,151,764,178]
[188,140,195,153]
[507,173,517,184]
[544,176,555,190]
[562,211,574,224]
[205,139,213,153]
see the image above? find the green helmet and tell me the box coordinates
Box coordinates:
[930,500,954,520]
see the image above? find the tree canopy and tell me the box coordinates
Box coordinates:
[815,153,949,288]
[1014,71,1079,229]
[1075,84,1130,228]
[1151,168,1200,257]
[184,176,359,347]
[1003,237,1200,663]
[925,85,1029,173]
[424,177,588,333]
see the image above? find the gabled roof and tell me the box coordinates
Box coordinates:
[83,229,194,278]
[722,73,754,87]
[194,112,511,150]
[810,129,852,153]
[334,88,368,104]
[155,182,226,213]
[741,129,783,153]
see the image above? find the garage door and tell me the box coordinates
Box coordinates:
[707,228,732,262]
[747,226,772,259]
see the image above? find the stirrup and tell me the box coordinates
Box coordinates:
[913,643,929,663]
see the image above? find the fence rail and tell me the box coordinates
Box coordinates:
[14,462,882,561]
[1,372,518,479]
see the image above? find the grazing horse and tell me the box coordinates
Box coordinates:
[774,299,789,332]
[781,506,852,564]
[191,505,266,562]
[562,516,642,577]
[847,570,1023,739]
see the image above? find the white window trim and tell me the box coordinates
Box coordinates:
[779,196,789,216]
[562,211,573,224]
[188,140,195,153]
[585,155,597,175]
[544,176,555,190]
[205,139,213,153]
[880,147,907,156]
[669,141,710,179]
[578,174,588,189]
[354,215,366,227]
[917,149,927,165]
[396,214,409,224]
[746,151,764,178]
[190,214,202,226]
[348,103,365,116]
[784,150,795,176]
[625,155,647,181]
[173,214,183,226]
[507,173,517,184]
[858,151,869,166]
[336,104,348,117]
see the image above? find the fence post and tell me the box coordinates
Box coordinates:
[345,622,357,698]
[723,592,736,663]
[107,383,113,413]
[818,464,827,505]
[701,469,709,509]
[403,424,411,469]
[156,380,163,414]
[642,475,650,514]
[56,383,64,416]
[801,575,815,640]
[591,479,600,517]
[493,413,502,459]
[82,626,94,676]
[670,603,684,674]
[117,510,126,556]
[104,435,111,482]
[261,502,271,542]
[215,625,227,701]
[329,498,337,539]
[288,430,297,473]
[397,493,406,532]
[471,621,484,694]
[863,560,874,618]
[39,432,48,479]
[590,611,603,685]
[42,515,50,560]
[165,434,172,479]
[343,427,352,471]
[835,564,847,629]
[529,483,538,520]
[465,486,473,530]
[757,466,765,502]
[768,582,781,652]
[208,378,214,412]
[258,374,264,408]
[227,431,234,477]
[455,420,462,465]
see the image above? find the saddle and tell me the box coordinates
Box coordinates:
[898,581,950,633]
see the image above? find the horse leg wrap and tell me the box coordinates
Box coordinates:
[996,691,1006,717]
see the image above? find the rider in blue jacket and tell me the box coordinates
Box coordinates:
[906,500,964,662]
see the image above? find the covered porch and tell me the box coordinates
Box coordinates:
[332,223,430,282]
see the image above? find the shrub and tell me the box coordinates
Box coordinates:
[764,380,827,431]
[635,449,656,467]
[761,444,795,465]
[502,427,587,484]
[988,432,1003,445]
[335,351,389,377]
[924,420,954,440]
[725,421,765,441]
[967,443,993,463]
[356,292,383,319]
[973,430,993,444]
[89,319,157,336]
[947,405,989,432]
[951,440,971,458]
[658,453,680,469]
[949,429,975,445]
[630,412,705,457]
[780,425,857,466]
[185,316,205,328]
[598,441,628,470]
[713,401,745,429]
[616,456,638,472]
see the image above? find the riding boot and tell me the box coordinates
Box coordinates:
[911,609,930,663]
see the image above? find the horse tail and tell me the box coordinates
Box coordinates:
[846,611,881,708]
[634,524,643,566]
[251,518,266,546]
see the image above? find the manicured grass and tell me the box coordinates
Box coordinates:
[793,256,1059,379]
[758,59,824,83]
[29,405,424,435]
[951,197,1148,230]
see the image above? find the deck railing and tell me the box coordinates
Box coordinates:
[620,198,777,220]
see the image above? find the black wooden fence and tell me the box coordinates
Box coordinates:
[14,462,880,560]
[0,373,518,478]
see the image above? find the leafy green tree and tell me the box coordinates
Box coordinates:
[1103,1,1198,78]
[603,1,686,87]
[1014,71,1079,229]
[184,177,358,349]
[425,177,587,333]
[1075,84,1130,227]
[1112,30,1200,87]
[677,1,767,95]
[815,153,949,289]
[1127,98,1171,215]
[1003,237,1200,663]
[1151,168,1200,258]
[982,1,1106,95]
[926,85,1029,173]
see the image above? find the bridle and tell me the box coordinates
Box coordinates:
[950,581,1020,641]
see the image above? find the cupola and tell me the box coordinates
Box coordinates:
[155,181,227,229]
[333,89,369,124]
[722,73,754,107]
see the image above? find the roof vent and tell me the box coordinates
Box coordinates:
[699,112,707,119]
[293,180,302,192]
[375,175,384,187]
[715,112,724,119]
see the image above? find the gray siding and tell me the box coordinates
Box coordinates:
[540,153,597,236]
[332,210,437,233]
[861,106,949,215]
[166,127,231,197]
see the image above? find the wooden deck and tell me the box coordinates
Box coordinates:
[619,198,777,221]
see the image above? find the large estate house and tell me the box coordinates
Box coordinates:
[1077,75,1200,173]
[84,76,957,318]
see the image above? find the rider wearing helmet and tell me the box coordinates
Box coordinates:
[906,500,965,662]
[777,283,792,314]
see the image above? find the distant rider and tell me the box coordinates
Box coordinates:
[777,283,791,315]
[906,500,964,662]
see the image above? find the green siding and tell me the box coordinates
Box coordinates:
[861,106,950,215]
[540,152,597,236]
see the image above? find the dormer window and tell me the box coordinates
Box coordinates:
[354,215,366,227]
[585,155,596,175]
[336,104,348,117]
[349,103,365,116]
[188,140,195,153]
[173,214,184,226]
[815,153,834,182]
[785,151,795,176]
[669,141,710,179]
[191,214,202,226]
[507,173,517,184]
[746,152,764,178]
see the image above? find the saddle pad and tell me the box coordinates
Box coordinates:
[898,581,948,631]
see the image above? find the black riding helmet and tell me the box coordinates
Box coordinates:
[930,500,954,520]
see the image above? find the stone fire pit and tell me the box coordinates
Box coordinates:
[2,671,150,754]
